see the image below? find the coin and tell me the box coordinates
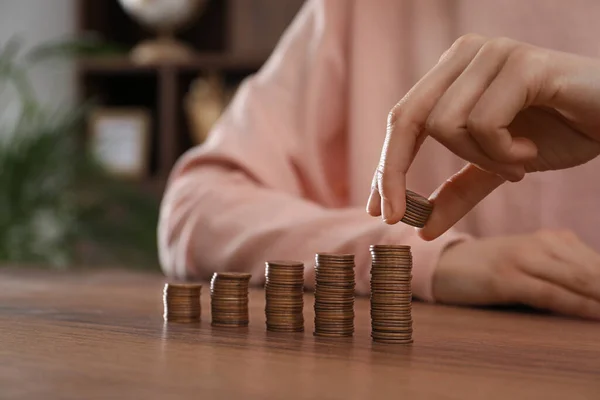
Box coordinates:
[399,190,433,228]
[370,244,413,344]
[313,252,355,337]
[210,272,251,327]
[163,282,202,322]
[265,260,305,332]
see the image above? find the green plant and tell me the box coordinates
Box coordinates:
[0,36,160,269]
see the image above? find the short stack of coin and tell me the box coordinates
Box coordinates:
[370,245,413,344]
[163,282,202,322]
[265,260,305,332]
[400,190,433,228]
[313,253,355,337]
[210,272,252,327]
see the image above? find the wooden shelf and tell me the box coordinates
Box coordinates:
[75,0,303,193]
[77,54,268,74]
[139,177,168,195]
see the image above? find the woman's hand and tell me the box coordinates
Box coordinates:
[366,34,600,239]
[434,230,600,320]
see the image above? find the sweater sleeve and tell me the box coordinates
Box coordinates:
[158,0,471,301]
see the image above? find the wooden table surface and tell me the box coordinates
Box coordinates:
[1,268,599,400]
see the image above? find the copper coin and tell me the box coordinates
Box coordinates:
[314,332,354,338]
[406,189,433,207]
[372,338,413,344]
[371,331,413,339]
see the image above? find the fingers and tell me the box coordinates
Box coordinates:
[510,273,600,320]
[366,173,382,217]
[367,34,488,223]
[426,38,533,180]
[418,164,506,240]
[376,132,407,223]
[521,231,600,303]
[368,36,548,230]
[468,48,542,164]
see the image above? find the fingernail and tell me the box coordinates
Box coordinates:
[366,191,376,214]
[382,199,394,223]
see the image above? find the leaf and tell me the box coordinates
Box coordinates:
[0,35,160,269]
[0,35,23,64]
[0,105,161,268]
[25,33,127,64]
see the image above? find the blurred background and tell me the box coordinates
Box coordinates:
[0,0,304,271]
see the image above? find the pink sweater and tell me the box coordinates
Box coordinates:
[158,0,600,301]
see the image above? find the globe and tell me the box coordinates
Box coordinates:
[118,0,208,64]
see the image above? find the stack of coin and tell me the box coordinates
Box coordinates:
[265,260,305,332]
[163,282,202,322]
[313,253,355,337]
[400,190,433,228]
[210,272,252,327]
[370,245,413,344]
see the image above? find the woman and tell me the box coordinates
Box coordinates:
[159,0,600,319]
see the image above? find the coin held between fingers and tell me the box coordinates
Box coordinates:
[399,190,434,228]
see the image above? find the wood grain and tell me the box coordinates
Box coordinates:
[1,268,599,400]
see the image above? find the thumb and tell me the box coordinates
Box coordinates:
[418,164,507,240]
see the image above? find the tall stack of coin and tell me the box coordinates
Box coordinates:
[210,272,252,327]
[370,245,413,344]
[163,283,202,322]
[265,260,305,332]
[313,253,355,337]
[400,190,434,228]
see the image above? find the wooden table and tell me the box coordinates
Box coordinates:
[1,268,599,399]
